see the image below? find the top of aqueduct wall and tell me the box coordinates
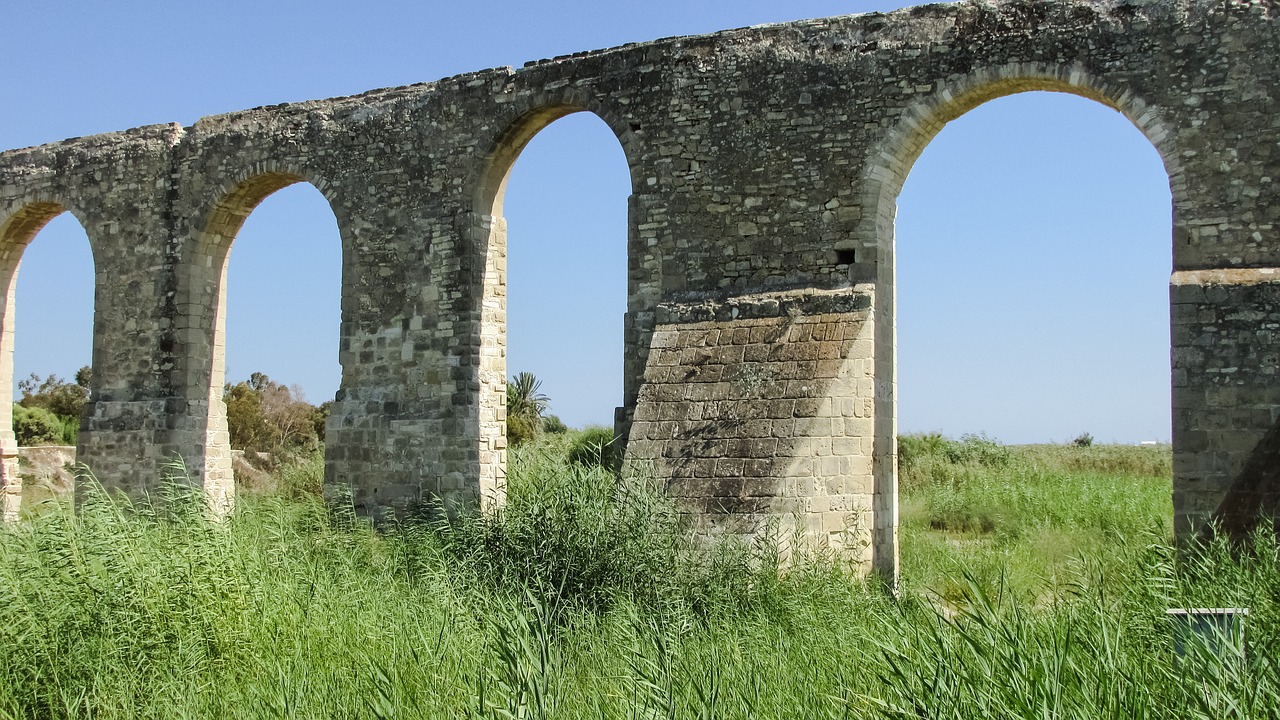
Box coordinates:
[0,0,1236,158]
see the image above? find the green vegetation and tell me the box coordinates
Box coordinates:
[3,433,1275,718]
[898,433,1173,603]
[506,371,550,446]
[12,403,66,446]
[12,368,90,446]
[566,425,622,472]
[223,372,328,458]
[11,368,332,453]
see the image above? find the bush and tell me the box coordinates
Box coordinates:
[15,369,90,445]
[58,416,79,446]
[430,449,808,620]
[13,404,64,446]
[566,426,621,472]
[942,433,1011,467]
[1019,442,1172,478]
[542,415,568,434]
[224,372,320,456]
[507,414,539,446]
[18,370,89,421]
[433,451,681,612]
[898,432,948,471]
[898,432,1010,480]
[275,449,325,499]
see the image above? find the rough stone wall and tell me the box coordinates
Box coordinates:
[0,0,1277,577]
[1172,269,1280,536]
[0,124,187,516]
[626,289,879,570]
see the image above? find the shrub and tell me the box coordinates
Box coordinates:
[430,449,807,620]
[1020,442,1172,478]
[566,426,620,472]
[507,414,539,446]
[942,433,1011,467]
[15,369,90,445]
[275,448,325,499]
[13,404,64,446]
[58,416,79,446]
[898,432,948,471]
[224,372,320,455]
[433,451,681,612]
[18,370,89,421]
[542,415,568,434]
[1072,431,1094,447]
[898,433,1010,486]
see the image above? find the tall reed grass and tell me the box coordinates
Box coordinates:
[0,439,1274,718]
[899,434,1174,601]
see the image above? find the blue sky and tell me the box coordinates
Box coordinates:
[2,0,1171,443]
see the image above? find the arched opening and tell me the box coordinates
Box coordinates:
[474,107,634,506]
[883,86,1175,596]
[190,175,342,509]
[0,204,95,519]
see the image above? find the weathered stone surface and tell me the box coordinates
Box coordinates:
[629,287,878,566]
[1,0,1277,578]
[16,445,75,510]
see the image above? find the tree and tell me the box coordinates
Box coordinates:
[506,371,549,445]
[18,368,90,421]
[224,381,272,451]
[223,373,322,455]
[15,367,91,445]
[259,382,318,449]
[310,401,332,441]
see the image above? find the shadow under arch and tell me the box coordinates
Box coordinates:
[0,199,95,520]
[855,63,1183,582]
[176,168,345,514]
[466,100,640,508]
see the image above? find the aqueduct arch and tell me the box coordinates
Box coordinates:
[1,0,1277,577]
[0,201,95,521]
[175,169,345,515]
[863,68,1186,572]
[471,103,642,508]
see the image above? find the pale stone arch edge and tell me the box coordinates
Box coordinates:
[852,61,1186,583]
[176,162,347,515]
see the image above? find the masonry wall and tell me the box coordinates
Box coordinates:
[0,124,188,515]
[1172,269,1280,536]
[627,289,879,569]
[0,0,1276,576]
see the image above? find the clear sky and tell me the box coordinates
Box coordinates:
[2,0,1171,443]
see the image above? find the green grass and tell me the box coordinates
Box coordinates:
[1,436,1276,718]
[898,434,1174,603]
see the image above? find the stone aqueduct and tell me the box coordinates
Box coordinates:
[1,0,1278,575]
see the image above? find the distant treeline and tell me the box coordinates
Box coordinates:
[11,369,330,456]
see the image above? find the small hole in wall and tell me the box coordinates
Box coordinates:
[834,249,857,266]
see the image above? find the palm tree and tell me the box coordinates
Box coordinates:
[506,372,549,444]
